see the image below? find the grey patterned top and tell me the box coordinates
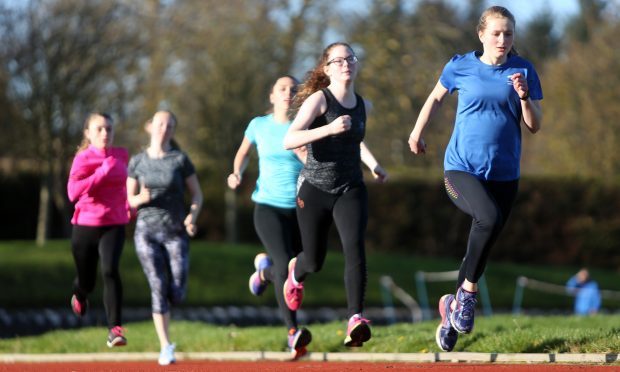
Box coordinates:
[300,88,366,194]
[128,149,196,229]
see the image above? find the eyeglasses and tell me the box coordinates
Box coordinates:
[326,55,358,67]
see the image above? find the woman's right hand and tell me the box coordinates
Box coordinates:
[329,115,352,135]
[227,173,241,189]
[408,135,426,155]
[138,183,151,205]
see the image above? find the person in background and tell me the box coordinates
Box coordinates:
[282,42,388,348]
[67,112,129,348]
[127,110,203,365]
[566,268,601,315]
[408,5,543,352]
[227,75,311,359]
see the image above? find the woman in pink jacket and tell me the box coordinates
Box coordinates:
[67,112,129,348]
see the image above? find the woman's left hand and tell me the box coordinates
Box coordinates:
[372,165,388,183]
[510,72,529,100]
[184,214,197,237]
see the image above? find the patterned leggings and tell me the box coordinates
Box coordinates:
[134,219,189,314]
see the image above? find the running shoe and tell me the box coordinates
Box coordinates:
[288,327,312,359]
[248,253,273,296]
[450,287,477,334]
[344,314,371,347]
[283,257,304,311]
[435,294,458,351]
[106,326,127,348]
[70,294,88,317]
[158,343,176,366]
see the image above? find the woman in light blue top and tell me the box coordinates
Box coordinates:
[227,75,310,358]
[408,6,542,352]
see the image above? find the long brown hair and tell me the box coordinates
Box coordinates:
[292,42,354,113]
[266,74,300,115]
[477,6,519,56]
[76,112,113,153]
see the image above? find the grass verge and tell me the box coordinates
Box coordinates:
[0,314,619,354]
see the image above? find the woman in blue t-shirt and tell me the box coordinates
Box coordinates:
[227,75,311,359]
[408,6,542,352]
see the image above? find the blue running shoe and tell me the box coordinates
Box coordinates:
[435,294,458,351]
[288,327,312,359]
[249,253,272,296]
[450,287,477,334]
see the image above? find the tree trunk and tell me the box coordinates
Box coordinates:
[225,187,238,244]
[36,174,51,247]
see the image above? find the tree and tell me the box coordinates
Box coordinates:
[0,0,148,245]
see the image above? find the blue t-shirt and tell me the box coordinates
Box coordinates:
[440,51,543,181]
[566,277,601,315]
[245,114,303,209]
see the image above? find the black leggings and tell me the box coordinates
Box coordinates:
[254,203,302,330]
[295,181,368,317]
[71,224,125,328]
[444,171,518,286]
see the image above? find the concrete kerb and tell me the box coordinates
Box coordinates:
[0,352,618,364]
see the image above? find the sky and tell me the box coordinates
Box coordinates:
[339,0,581,31]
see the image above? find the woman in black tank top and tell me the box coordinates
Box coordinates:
[282,42,387,348]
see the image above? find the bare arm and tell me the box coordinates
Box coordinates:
[126,176,150,209]
[184,174,203,237]
[408,80,449,154]
[521,99,542,134]
[360,141,387,183]
[227,137,253,189]
[283,91,351,150]
[509,72,542,134]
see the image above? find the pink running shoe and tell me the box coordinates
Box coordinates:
[344,315,371,347]
[283,257,304,311]
[106,326,127,348]
[70,294,88,317]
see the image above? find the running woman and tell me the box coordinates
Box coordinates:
[67,112,129,348]
[127,110,203,365]
[227,75,311,358]
[408,6,543,352]
[282,42,388,347]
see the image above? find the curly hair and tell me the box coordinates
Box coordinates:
[477,6,519,56]
[291,42,355,113]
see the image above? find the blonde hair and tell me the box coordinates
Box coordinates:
[76,113,113,153]
[292,42,354,113]
[477,6,519,56]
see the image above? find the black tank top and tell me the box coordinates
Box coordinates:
[299,88,366,194]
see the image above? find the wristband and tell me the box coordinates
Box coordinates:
[519,91,529,101]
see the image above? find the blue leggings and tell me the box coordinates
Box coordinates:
[134,219,189,314]
[444,171,518,286]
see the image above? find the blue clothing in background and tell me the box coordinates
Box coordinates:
[244,114,303,209]
[566,276,601,315]
[439,51,543,181]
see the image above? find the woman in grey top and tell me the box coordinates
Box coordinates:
[127,110,203,366]
[283,42,387,348]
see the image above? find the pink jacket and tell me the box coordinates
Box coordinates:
[67,145,130,226]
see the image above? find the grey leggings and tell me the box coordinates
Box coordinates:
[134,219,189,314]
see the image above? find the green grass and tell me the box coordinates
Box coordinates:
[1,240,620,311]
[1,240,619,354]
[1,315,619,354]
